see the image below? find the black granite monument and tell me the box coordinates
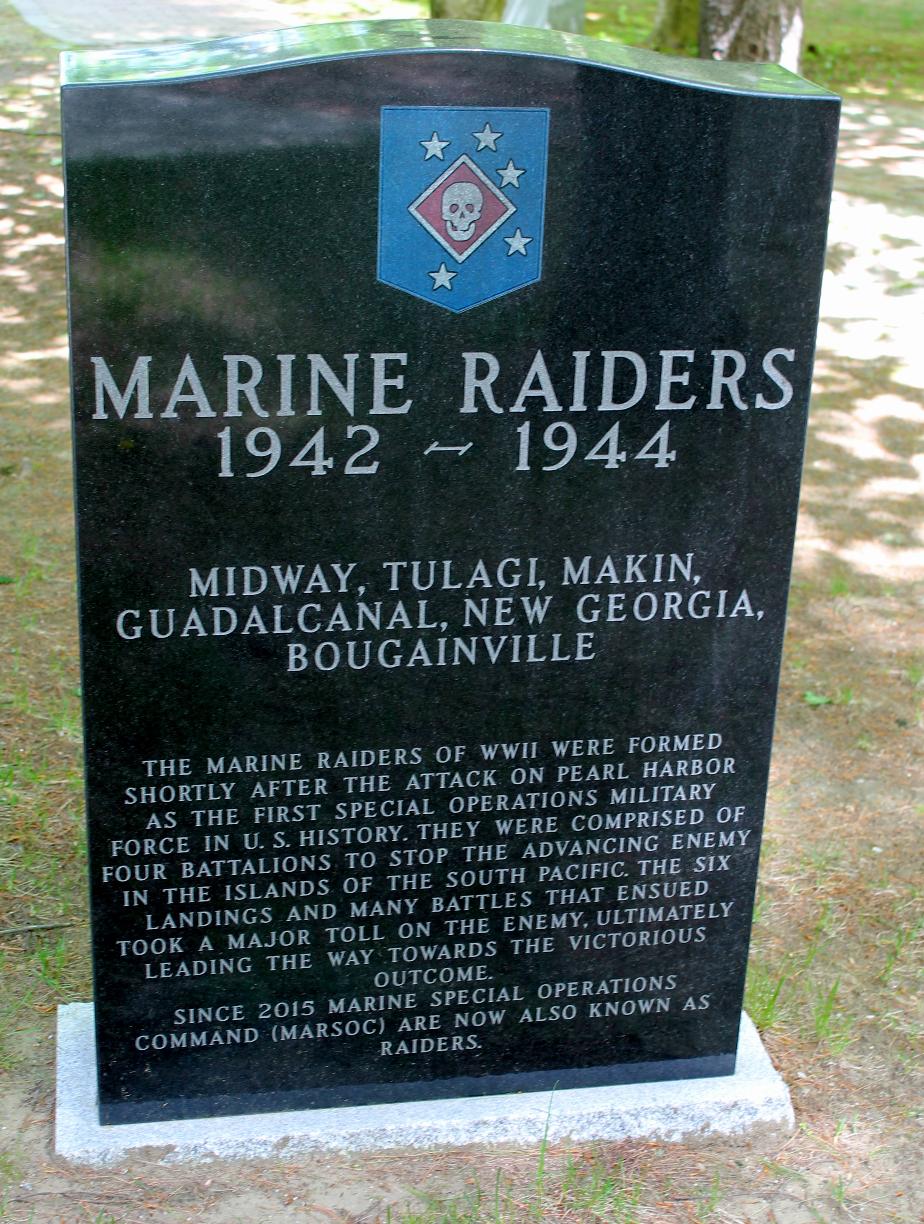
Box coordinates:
[61,21,839,1125]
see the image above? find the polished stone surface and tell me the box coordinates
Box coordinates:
[57,1003,793,1163]
[62,20,838,1125]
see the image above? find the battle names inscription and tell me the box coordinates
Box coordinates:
[61,22,839,1123]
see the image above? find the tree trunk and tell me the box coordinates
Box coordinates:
[700,0,804,72]
[651,0,699,53]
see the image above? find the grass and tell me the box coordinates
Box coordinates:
[560,1157,642,1220]
[802,685,855,708]
[801,0,924,99]
[387,1151,648,1222]
[0,0,90,1074]
[746,898,860,1054]
[745,959,788,1029]
[880,910,924,984]
[812,979,842,1041]
[582,0,924,100]
[0,0,922,1219]
[283,0,924,100]
[695,1172,721,1220]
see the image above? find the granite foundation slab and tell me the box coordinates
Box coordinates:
[60,25,839,1127]
[56,1002,793,1165]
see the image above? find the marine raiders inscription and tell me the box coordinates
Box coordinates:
[60,22,839,1123]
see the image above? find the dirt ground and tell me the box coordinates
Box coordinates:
[0,2,921,1220]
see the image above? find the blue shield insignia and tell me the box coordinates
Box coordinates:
[378,107,549,313]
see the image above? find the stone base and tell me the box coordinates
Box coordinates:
[55,1002,793,1165]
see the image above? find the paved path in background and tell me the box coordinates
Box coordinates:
[6,0,334,45]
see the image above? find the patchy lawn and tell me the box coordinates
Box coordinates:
[583,0,924,101]
[0,0,921,1219]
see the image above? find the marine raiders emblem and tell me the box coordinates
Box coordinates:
[410,154,515,263]
[378,107,549,313]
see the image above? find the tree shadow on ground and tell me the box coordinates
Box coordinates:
[0,10,922,1221]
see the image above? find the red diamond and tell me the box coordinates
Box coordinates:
[409,155,516,263]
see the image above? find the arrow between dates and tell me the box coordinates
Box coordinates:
[425,441,473,457]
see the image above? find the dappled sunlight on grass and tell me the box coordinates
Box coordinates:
[0,0,86,1089]
[833,104,924,211]
[4,229,64,260]
[831,536,924,581]
[292,0,426,19]
[793,101,924,587]
[578,0,924,101]
[3,338,69,362]
[0,0,921,1218]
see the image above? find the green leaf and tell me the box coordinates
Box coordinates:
[803,691,833,707]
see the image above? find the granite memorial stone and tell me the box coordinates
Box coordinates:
[60,21,839,1127]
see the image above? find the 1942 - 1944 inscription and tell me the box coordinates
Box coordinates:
[60,21,839,1124]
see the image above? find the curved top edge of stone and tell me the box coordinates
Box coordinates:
[60,19,839,100]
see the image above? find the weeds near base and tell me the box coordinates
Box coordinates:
[388,1176,517,1224]
[560,1156,642,1220]
[385,1145,646,1222]
[813,978,853,1051]
[830,1175,849,1208]
[532,1094,553,1217]
[695,1172,721,1219]
[880,911,924,983]
[0,1151,19,1223]
[802,686,854,707]
[746,960,789,1029]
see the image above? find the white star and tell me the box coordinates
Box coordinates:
[473,122,502,151]
[504,228,533,256]
[429,263,457,290]
[420,131,450,160]
[497,160,525,188]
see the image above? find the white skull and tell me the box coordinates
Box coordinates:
[441,181,483,242]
